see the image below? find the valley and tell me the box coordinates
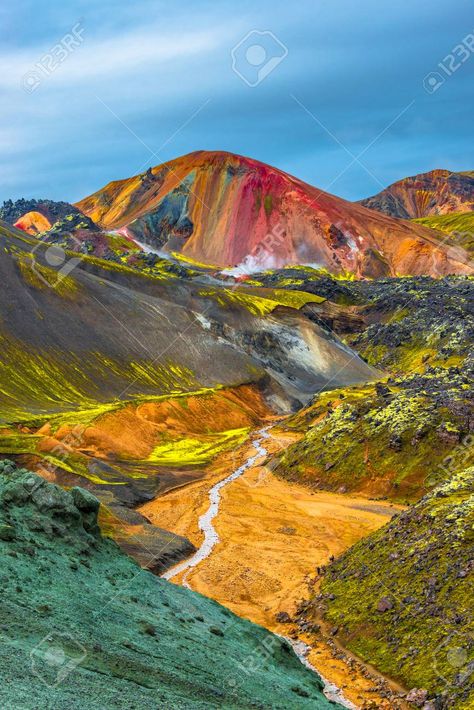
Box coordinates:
[143,424,407,709]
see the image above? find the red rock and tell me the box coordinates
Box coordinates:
[76,151,472,277]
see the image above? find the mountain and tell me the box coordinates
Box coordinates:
[0,219,377,566]
[0,220,375,422]
[359,169,474,219]
[76,151,472,278]
[0,461,338,709]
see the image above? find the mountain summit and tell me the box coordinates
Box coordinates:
[76,151,471,277]
[359,168,474,219]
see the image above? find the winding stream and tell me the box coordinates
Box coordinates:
[162,425,272,583]
[161,426,356,709]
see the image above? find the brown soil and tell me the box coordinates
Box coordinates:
[34,384,270,462]
[141,427,409,709]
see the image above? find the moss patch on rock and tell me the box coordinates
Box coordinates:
[313,467,474,709]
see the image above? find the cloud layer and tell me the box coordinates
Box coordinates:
[1,0,473,203]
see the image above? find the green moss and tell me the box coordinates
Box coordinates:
[413,212,474,256]
[273,369,474,500]
[318,468,474,708]
[264,194,273,216]
[198,286,325,316]
[0,432,41,455]
[148,427,250,466]
[16,253,80,298]
[273,277,306,287]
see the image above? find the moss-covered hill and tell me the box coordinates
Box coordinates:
[0,460,339,710]
[311,467,474,710]
[413,212,474,263]
[267,273,474,500]
[0,222,375,424]
[272,367,473,500]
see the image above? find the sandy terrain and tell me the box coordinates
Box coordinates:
[140,427,407,708]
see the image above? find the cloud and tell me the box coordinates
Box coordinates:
[0,0,473,203]
[0,24,230,90]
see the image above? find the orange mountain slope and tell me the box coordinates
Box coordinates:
[76,151,473,277]
[359,168,474,219]
[14,210,52,235]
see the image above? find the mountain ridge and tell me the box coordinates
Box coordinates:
[359,168,474,219]
[75,150,472,278]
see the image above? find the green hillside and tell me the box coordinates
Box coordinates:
[0,461,338,709]
[316,467,474,709]
[413,212,474,259]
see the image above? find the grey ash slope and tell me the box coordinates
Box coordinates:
[0,220,376,422]
[0,462,340,709]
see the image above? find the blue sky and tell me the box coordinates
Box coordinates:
[1,0,473,203]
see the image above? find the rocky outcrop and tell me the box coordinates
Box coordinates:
[271,273,474,499]
[0,198,87,227]
[315,467,474,710]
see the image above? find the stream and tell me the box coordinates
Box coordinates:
[161,426,356,709]
[162,425,272,583]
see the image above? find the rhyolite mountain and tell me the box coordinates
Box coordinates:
[76,151,472,277]
[360,169,474,219]
[0,220,376,422]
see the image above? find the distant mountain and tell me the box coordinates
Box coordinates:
[76,151,472,278]
[0,198,89,233]
[0,198,145,263]
[359,169,474,219]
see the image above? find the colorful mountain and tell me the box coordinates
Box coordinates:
[76,151,472,278]
[359,169,474,219]
[0,220,376,421]
[0,219,377,552]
